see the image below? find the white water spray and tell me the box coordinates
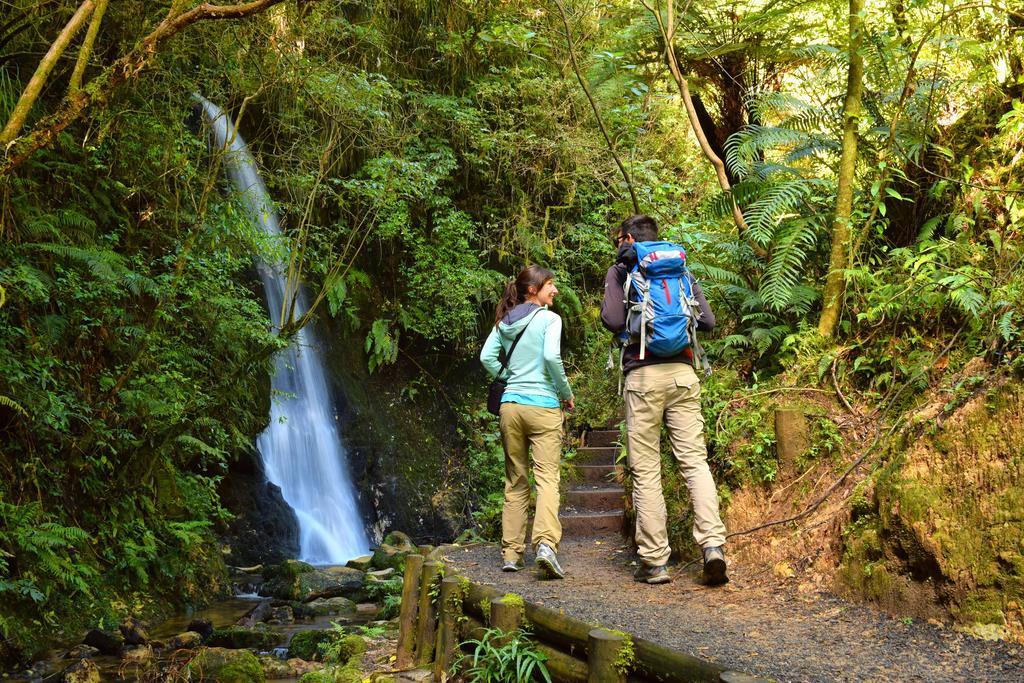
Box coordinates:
[197,96,369,564]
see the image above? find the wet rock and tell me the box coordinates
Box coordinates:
[122,644,154,666]
[64,645,99,659]
[208,625,287,650]
[297,566,365,601]
[83,628,123,656]
[346,554,374,571]
[119,616,150,645]
[187,646,265,682]
[23,658,61,680]
[357,602,380,616]
[383,531,415,551]
[266,605,294,624]
[167,631,203,650]
[62,658,100,683]
[218,445,300,567]
[188,618,215,641]
[259,654,324,679]
[367,568,396,581]
[305,596,357,617]
[238,600,273,626]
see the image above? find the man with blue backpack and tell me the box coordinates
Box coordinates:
[601,214,728,586]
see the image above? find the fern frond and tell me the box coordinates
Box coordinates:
[29,243,126,281]
[0,395,27,417]
[760,218,819,311]
[745,179,816,245]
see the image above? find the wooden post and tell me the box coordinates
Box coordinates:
[775,408,809,477]
[588,628,627,683]
[414,560,442,666]
[489,595,522,646]
[395,554,424,668]
[433,577,463,679]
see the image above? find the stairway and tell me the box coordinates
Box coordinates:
[559,429,627,537]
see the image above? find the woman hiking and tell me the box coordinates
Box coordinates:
[480,265,575,579]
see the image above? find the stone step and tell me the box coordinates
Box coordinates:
[585,430,621,448]
[565,488,625,511]
[576,465,622,486]
[559,510,625,537]
[575,446,619,466]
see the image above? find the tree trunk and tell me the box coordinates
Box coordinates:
[68,0,110,96]
[817,0,864,337]
[0,1,96,146]
[642,0,766,257]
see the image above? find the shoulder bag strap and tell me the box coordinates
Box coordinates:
[498,310,541,379]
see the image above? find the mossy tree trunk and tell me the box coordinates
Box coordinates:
[0,1,96,146]
[67,0,110,96]
[818,0,865,337]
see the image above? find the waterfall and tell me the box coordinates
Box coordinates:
[196,96,369,565]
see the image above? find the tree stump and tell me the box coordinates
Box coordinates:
[775,408,809,477]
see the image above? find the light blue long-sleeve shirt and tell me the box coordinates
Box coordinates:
[480,303,573,404]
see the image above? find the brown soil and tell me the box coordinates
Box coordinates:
[442,539,1024,682]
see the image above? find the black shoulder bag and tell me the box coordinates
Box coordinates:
[487,313,537,416]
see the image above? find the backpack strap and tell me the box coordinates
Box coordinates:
[498,310,540,379]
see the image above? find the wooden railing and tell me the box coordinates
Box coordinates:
[395,555,763,682]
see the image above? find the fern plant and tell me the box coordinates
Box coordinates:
[452,627,552,683]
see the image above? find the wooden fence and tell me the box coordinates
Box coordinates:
[394,555,763,682]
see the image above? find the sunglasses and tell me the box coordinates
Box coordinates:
[613,234,628,247]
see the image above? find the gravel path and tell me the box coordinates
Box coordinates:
[442,539,1024,682]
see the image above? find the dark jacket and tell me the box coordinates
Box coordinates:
[600,242,715,374]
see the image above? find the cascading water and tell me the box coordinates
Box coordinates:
[196,96,369,564]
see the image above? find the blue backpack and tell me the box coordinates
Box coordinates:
[621,241,710,373]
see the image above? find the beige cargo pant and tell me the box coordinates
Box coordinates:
[499,403,563,563]
[624,363,726,567]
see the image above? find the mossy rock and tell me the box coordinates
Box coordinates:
[262,560,317,600]
[263,559,316,581]
[330,634,367,665]
[345,555,373,571]
[370,544,407,572]
[187,647,265,682]
[207,626,287,650]
[382,531,415,551]
[287,630,334,661]
[296,567,365,601]
[297,673,334,683]
[304,597,358,617]
[297,661,363,683]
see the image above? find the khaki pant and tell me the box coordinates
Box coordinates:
[624,363,726,567]
[499,403,563,563]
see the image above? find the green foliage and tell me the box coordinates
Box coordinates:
[453,627,552,683]
[362,574,404,620]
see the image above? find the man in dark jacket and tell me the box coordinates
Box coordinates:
[601,214,728,585]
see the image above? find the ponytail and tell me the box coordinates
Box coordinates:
[494,265,555,325]
[494,278,519,326]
